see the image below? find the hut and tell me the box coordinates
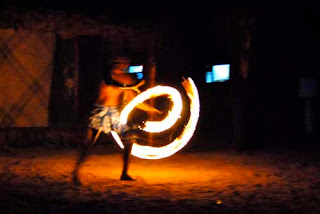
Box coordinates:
[0,10,159,147]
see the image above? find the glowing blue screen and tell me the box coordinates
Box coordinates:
[205,64,230,83]
[128,65,143,73]
[128,65,143,80]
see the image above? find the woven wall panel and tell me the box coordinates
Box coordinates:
[0,29,55,127]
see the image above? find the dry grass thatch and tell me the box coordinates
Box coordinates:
[0,10,157,40]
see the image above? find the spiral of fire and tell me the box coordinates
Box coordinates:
[111,77,200,159]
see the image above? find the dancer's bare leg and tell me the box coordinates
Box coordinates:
[72,128,101,185]
[120,141,134,181]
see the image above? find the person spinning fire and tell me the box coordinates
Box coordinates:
[72,56,160,183]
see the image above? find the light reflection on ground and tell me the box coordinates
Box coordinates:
[0,145,320,213]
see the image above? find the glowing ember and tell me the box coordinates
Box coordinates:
[216,200,222,205]
[114,78,200,160]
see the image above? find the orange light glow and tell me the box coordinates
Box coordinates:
[120,85,183,133]
[113,78,200,160]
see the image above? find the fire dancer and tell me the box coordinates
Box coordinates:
[72,56,160,183]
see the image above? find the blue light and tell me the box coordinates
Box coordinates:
[129,65,143,73]
[137,72,143,80]
[206,71,214,83]
[212,64,230,82]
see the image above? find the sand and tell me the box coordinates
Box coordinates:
[1,145,320,213]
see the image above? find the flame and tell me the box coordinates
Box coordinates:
[120,85,183,133]
[114,77,200,160]
[110,131,124,149]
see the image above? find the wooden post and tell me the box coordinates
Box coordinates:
[232,18,251,149]
[74,37,80,122]
[148,58,156,146]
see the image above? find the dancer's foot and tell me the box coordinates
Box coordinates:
[120,174,135,181]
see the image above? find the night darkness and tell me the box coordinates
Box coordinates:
[1,0,320,213]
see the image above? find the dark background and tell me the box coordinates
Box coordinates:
[1,0,319,150]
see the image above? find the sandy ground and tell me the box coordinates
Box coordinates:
[1,144,320,213]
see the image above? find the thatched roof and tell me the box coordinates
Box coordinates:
[0,10,157,40]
